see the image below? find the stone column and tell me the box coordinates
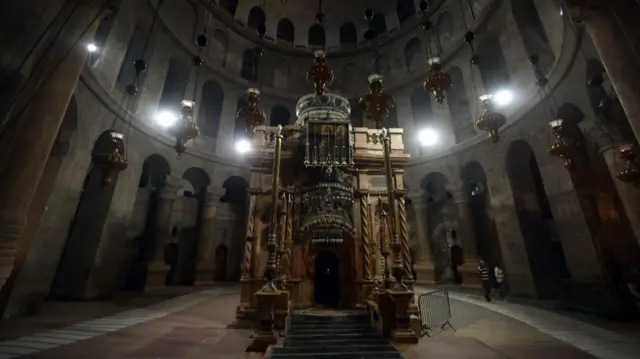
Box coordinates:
[194,190,222,286]
[144,176,180,289]
[431,97,457,148]
[0,3,100,290]
[408,191,435,284]
[567,2,640,144]
[215,87,242,157]
[395,90,418,156]
[452,188,480,286]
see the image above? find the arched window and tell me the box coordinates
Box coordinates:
[273,61,291,90]
[198,80,224,138]
[211,30,228,67]
[158,58,190,112]
[270,106,291,127]
[396,0,416,24]
[90,0,123,66]
[477,36,511,93]
[512,0,555,74]
[308,25,326,47]
[117,26,147,88]
[435,12,453,53]
[404,37,424,72]
[371,13,387,36]
[339,22,357,45]
[277,19,295,42]
[448,67,473,143]
[240,49,258,82]
[247,6,266,30]
[220,0,238,16]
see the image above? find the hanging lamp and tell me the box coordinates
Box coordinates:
[237,88,267,136]
[475,94,506,143]
[306,49,334,97]
[92,131,128,186]
[547,119,578,169]
[359,74,395,130]
[616,144,640,186]
[424,57,452,105]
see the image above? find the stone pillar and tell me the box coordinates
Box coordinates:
[431,97,457,148]
[215,87,242,158]
[452,188,480,286]
[194,190,222,286]
[408,191,435,284]
[395,90,418,155]
[144,176,180,289]
[567,3,640,144]
[0,3,100,290]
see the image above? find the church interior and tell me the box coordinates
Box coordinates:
[1,0,640,358]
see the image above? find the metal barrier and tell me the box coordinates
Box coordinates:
[417,289,455,337]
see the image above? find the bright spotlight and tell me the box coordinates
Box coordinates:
[87,43,98,52]
[155,110,178,127]
[235,139,252,154]
[493,90,514,107]
[418,128,440,147]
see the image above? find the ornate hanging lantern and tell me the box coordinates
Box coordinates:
[171,100,199,156]
[359,74,395,130]
[475,94,506,143]
[236,88,266,136]
[424,57,452,105]
[306,49,334,97]
[91,131,128,186]
[616,144,640,186]
[547,119,578,169]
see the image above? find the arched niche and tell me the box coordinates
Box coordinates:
[339,22,357,45]
[273,61,291,90]
[308,24,326,47]
[460,161,503,269]
[505,140,570,298]
[448,66,473,143]
[247,6,266,30]
[270,105,291,127]
[50,130,123,299]
[277,19,294,42]
[435,12,454,53]
[211,30,228,67]
[371,13,387,36]
[198,80,224,139]
[512,0,555,75]
[158,57,190,111]
[405,37,424,72]
[117,26,148,89]
[182,167,211,198]
[240,48,258,82]
[397,0,416,24]
[90,0,123,66]
[138,154,171,189]
[222,176,249,204]
[476,36,511,93]
[220,0,238,16]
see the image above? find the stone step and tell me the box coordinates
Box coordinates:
[272,343,396,355]
[284,337,388,347]
[288,326,374,334]
[285,332,381,341]
[270,352,404,359]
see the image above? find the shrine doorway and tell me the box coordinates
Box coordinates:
[314,250,341,307]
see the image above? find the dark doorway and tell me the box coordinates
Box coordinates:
[314,251,341,307]
[214,245,228,281]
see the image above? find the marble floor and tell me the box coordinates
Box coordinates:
[0,285,637,359]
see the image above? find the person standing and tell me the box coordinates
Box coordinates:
[494,264,506,300]
[477,259,492,302]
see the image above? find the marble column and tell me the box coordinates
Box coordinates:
[0,3,100,290]
[194,189,222,285]
[144,176,180,289]
[452,188,480,286]
[408,191,435,284]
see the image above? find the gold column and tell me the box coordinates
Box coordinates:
[242,192,257,279]
[280,193,293,278]
[277,192,289,277]
[397,190,413,280]
[360,189,373,280]
[381,129,403,286]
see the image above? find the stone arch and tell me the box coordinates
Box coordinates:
[277,18,294,42]
[405,37,424,72]
[397,0,416,24]
[512,0,555,74]
[435,11,454,53]
[198,80,224,139]
[448,66,473,143]
[158,57,190,112]
[477,35,511,93]
[460,161,503,269]
[270,105,291,127]
[240,48,258,82]
[222,176,249,204]
[138,154,171,189]
[182,167,210,197]
[211,30,228,67]
[50,130,123,299]
[339,22,357,45]
[308,24,326,47]
[219,0,238,16]
[273,61,291,90]
[247,5,266,30]
[89,0,123,66]
[116,26,147,89]
[371,12,387,36]
[506,140,569,298]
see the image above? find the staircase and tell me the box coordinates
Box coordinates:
[269,311,405,359]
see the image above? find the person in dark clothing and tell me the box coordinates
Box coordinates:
[477,259,492,302]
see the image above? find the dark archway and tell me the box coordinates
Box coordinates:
[420,172,454,282]
[477,36,511,93]
[247,6,266,30]
[277,19,294,42]
[50,130,123,299]
[397,0,416,24]
[506,140,570,298]
[214,245,228,281]
[314,250,341,307]
[371,13,387,36]
[198,80,224,138]
[117,26,148,89]
[222,176,249,204]
[220,0,238,16]
[460,161,503,269]
[512,0,555,75]
[89,0,123,65]
[240,49,258,82]
[308,25,326,47]
[270,105,290,127]
[158,58,190,112]
[449,67,473,143]
[339,22,357,45]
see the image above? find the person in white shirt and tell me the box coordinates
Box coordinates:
[494,264,506,300]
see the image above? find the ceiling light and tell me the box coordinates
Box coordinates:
[417,128,440,147]
[493,90,514,107]
[155,110,178,127]
[235,139,252,154]
[87,43,98,52]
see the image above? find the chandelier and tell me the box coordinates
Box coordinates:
[170,100,200,156]
[306,50,334,97]
[475,94,506,143]
[616,144,640,186]
[424,57,452,105]
[236,88,267,136]
[91,131,128,186]
[547,119,578,169]
[359,74,395,130]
